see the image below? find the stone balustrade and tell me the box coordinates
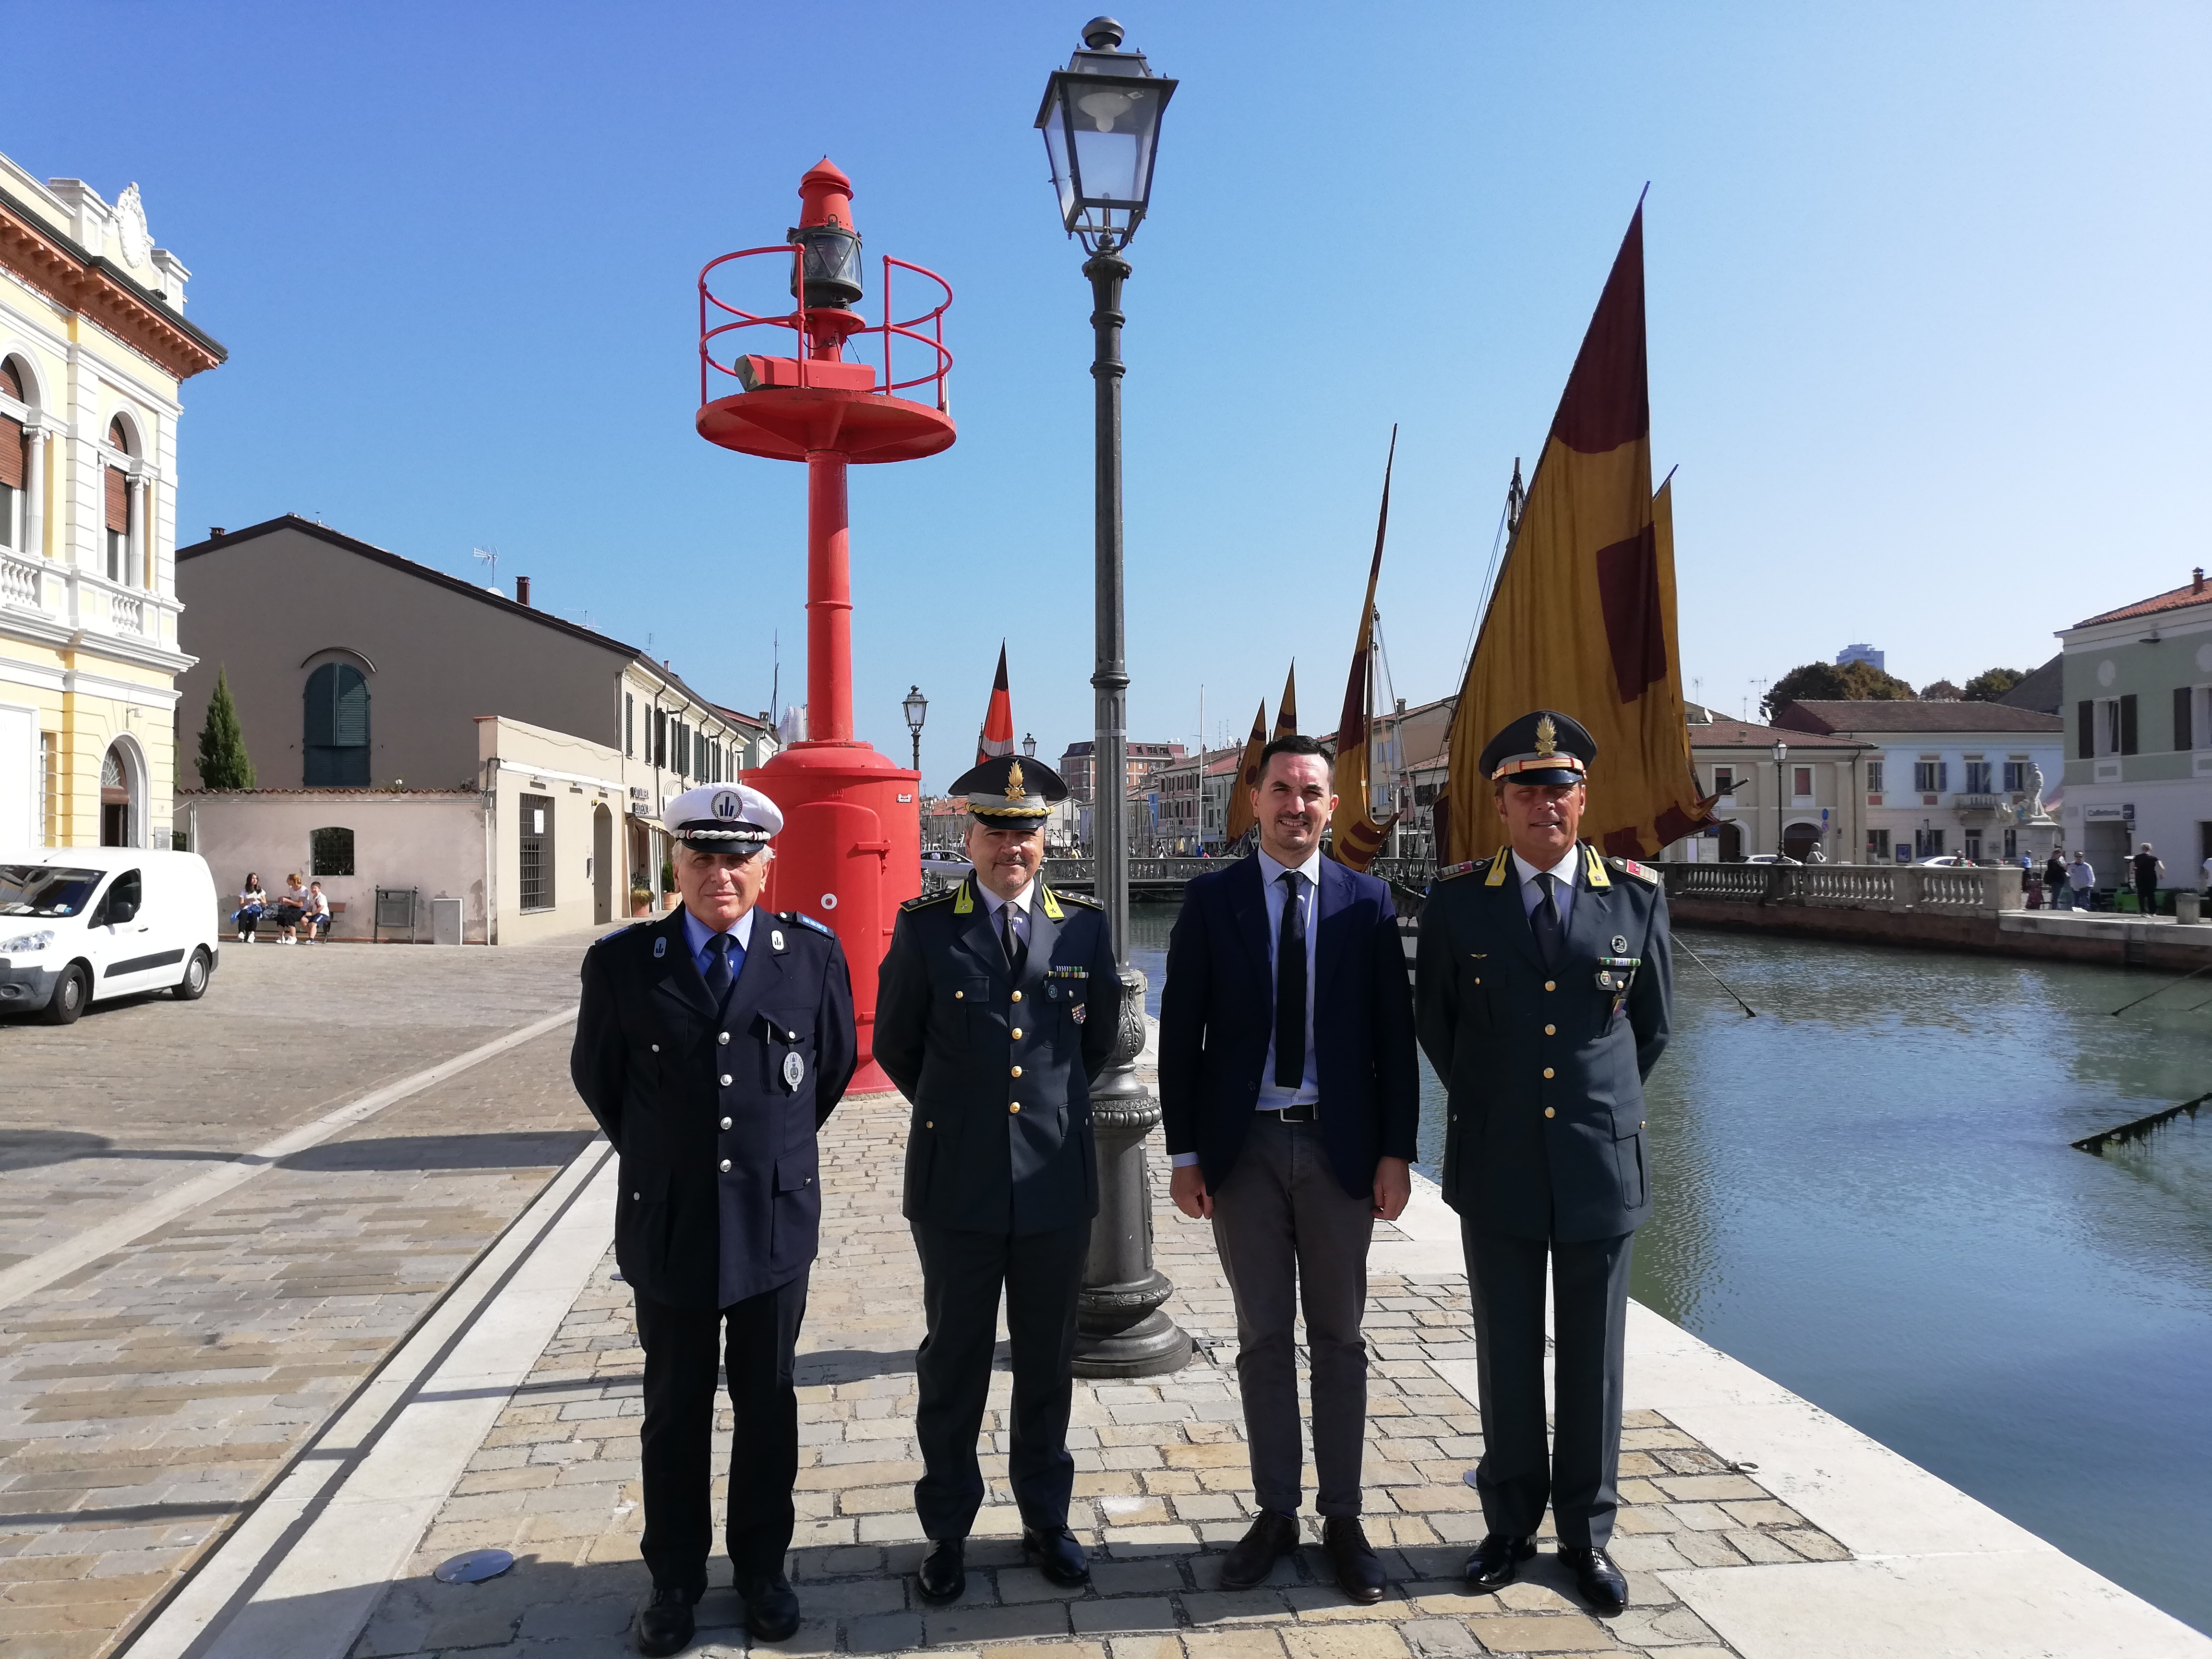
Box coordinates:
[0,551,39,609]
[1663,860,2026,915]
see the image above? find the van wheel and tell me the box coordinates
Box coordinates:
[41,964,88,1026]
[172,947,211,1001]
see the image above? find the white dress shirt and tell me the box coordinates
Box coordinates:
[1512,846,1582,931]
[977,877,1034,951]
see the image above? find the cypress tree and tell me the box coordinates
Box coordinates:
[195,667,255,789]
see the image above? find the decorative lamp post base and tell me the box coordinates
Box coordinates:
[1072,964,1191,1378]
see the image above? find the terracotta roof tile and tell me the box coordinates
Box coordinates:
[2073,579,2212,628]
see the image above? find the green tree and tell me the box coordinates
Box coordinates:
[1761,660,1917,721]
[1921,678,1965,701]
[1961,667,2024,702]
[194,666,255,789]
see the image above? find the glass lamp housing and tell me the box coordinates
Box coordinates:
[902,685,928,732]
[787,222,865,310]
[1037,41,1176,248]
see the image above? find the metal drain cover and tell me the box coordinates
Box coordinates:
[434,1549,515,1585]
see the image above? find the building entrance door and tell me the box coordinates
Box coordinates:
[593,805,613,926]
[1783,821,1821,862]
[99,744,137,847]
[1717,820,1744,862]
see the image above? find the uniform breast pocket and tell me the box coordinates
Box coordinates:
[758,1009,816,1094]
[1044,969,1090,1034]
[943,976,990,1049]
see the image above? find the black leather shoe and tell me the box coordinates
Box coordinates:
[1462,1533,1536,1593]
[633,1585,699,1657]
[1218,1509,1300,1590]
[1559,1544,1629,1615]
[917,1537,966,1604]
[1022,1525,1090,1586]
[1322,1517,1385,1603]
[733,1568,801,1642]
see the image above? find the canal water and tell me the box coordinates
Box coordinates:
[1125,902,2212,1634]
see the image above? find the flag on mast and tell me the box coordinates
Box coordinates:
[1443,201,1709,863]
[974,643,1015,766]
[1223,698,1269,844]
[1273,664,1298,739]
[1331,427,1401,871]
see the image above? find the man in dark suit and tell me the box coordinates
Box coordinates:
[874,755,1120,1604]
[572,783,857,1657]
[1415,710,1672,1618]
[1158,733,1419,1601]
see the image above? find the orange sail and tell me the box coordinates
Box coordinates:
[1222,698,1268,844]
[1273,664,1298,740]
[1330,428,1401,871]
[1443,203,1708,863]
[974,641,1014,765]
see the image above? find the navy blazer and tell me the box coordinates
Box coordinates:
[571,906,856,1309]
[1159,853,1419,1199]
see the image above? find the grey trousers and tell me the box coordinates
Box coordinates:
[1461,1223,1634,1550]
[1209,1113,1375,1517]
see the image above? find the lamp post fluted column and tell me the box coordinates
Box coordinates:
[1072,238,1189,1379]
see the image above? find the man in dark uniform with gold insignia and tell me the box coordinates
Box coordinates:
[873,754,1121,1604]
[1414,711,1672,1619]
[572,783,857,1656]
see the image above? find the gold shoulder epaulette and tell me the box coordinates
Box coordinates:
[1605,855,1659,885]
[1054,888,1104,910]
[902,888,958,912]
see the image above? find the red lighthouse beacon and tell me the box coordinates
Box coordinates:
[697,159,954,1089]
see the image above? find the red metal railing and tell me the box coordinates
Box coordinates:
[698,247,952,412]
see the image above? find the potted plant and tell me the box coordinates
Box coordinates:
[630,884,653,918]
[660,857,678,911]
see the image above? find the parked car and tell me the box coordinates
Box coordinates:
[1743,853,1802,866]
[0,849,221,1024]
[1913,855,1972,866]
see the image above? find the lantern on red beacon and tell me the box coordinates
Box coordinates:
[697,158,954,1090]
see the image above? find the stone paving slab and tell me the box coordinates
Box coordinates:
[0,934,606,1659]
[343,1082,1845,1659]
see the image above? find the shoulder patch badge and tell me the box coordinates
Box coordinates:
[902,889,957,912]
[779,910,836,936]
[1431,859,1482,884]
[1606,856,1659,886]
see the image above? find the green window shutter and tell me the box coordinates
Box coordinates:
[2176,686,2193,752]
[2120,694,2139,755]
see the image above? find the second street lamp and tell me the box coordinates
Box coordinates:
[1039,14,1188,1379]
[1772,739,1789,859]
[903,685,928,774]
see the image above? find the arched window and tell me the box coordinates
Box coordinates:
[304,662,371,786]
[104,419,135,584]
[0,360,27,553]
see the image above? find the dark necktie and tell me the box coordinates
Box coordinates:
[1001,903,1026,977]
[704,931,736,1009]
[1274,870,1307,1088]
[1531,872,1563,968]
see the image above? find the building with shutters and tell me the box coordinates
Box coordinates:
[0,156,225,849]
[2053,570,2212,894]
[172,516,773,942]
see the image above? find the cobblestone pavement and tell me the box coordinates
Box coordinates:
[352,1084,1850,1659]
[0,936,605,1659]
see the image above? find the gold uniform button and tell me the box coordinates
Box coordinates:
[954,990,964,1000]
[1544,1107,1556,1119]
[1011,990,1023,1002]
[925,1120,933,1129]
[1641,1120,1647,1129]
[1544,1024,1556,1036]
[1010,1103,1022,1114]
[1542,1067,1555,1079]
[1010,1065,1023,1078]
[1544,981,1556,992]
[1010,1027,1023,1040]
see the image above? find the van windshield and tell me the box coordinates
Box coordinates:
[0,866,104,918]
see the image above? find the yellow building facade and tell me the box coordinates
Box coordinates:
[0,152,225,850]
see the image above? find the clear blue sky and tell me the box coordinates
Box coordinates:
[17,2,2208,784]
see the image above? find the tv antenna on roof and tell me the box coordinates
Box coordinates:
[471,546,499,592]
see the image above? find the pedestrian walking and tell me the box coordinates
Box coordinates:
[570,783,857,1656]
[2044,851,2069,911]
[2133,842,2165,915]
[1414,710,1674,1619]
[2067,853,2096,911]
[874,755,1120,1605]
[1157,733,1419,1601]
[235,873,266,943]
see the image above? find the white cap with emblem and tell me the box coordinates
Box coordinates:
[663,783,783,853]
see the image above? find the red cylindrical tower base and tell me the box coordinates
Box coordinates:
[745,740,921,1094]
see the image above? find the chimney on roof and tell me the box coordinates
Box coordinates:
[208,527,226,539]
[516,575,532,607]
[2196,567,2204,594]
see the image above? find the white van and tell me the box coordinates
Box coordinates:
[0,849,222,1024]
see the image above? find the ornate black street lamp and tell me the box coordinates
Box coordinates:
[1039,15,1188,1378]
[903,684,928,774]
[1771,739,1789,858]
[1023,732,1039,760]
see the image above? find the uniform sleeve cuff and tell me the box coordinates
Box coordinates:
[1169,1152,1200,1168]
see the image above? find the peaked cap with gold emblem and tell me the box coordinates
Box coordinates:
[1479,709,1596,787]
[949,753,1068,822]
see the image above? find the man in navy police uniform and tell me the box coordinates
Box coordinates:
[873,754,1120,1605]
[1415,710,1672,1619]
[572,782,856,1657]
